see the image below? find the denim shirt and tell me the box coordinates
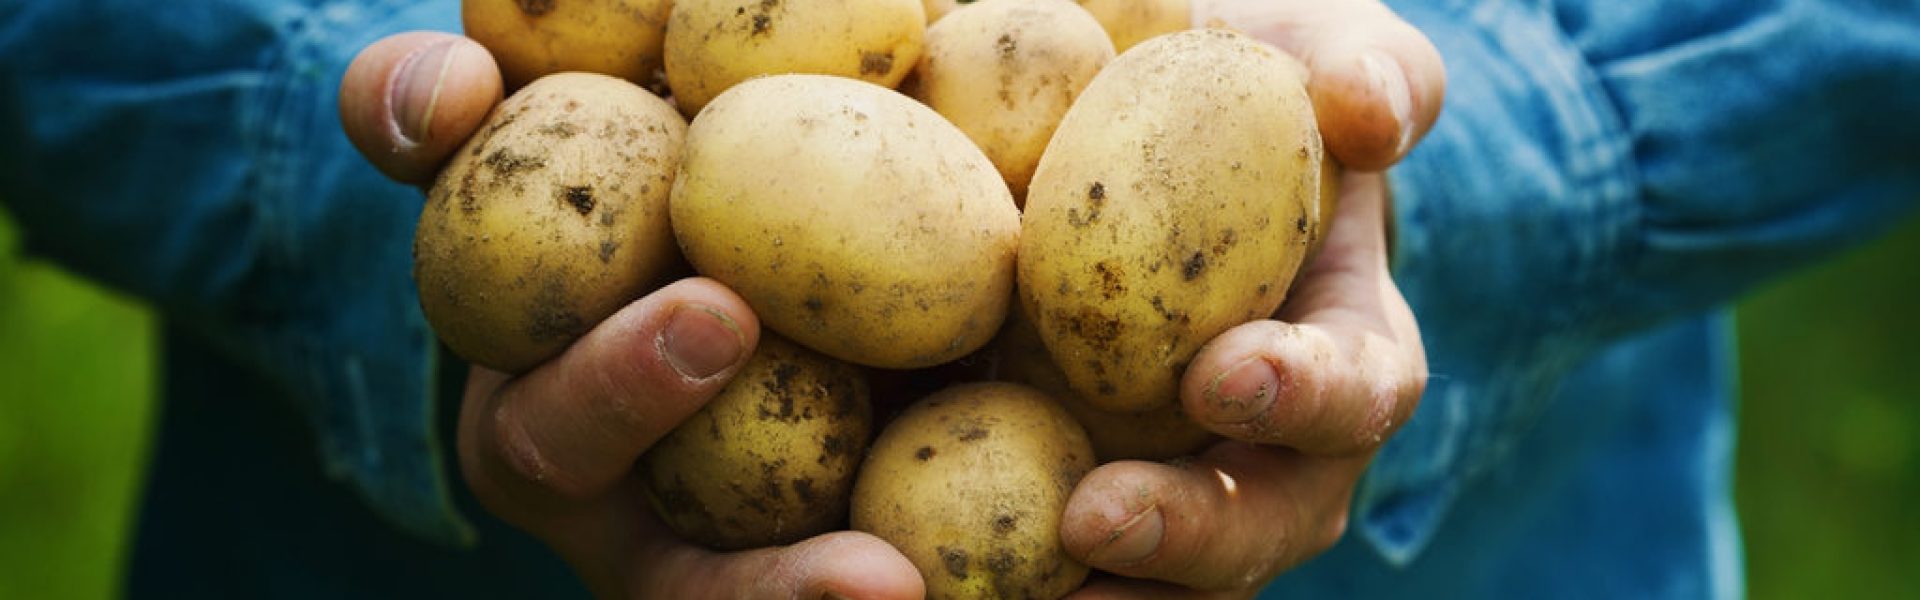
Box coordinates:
[3,0,1917,596]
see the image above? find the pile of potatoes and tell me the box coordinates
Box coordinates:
[416,0,1324,597]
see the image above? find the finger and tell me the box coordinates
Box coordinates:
[1059,443,1363,590]
[633,531,926,600]
[339,31,502,185]
[1195,0,1446,170]
[1067,571,1240,600]
[459,277,759,512]
[1181,173,1425,454]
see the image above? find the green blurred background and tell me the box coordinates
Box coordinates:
[0,207,1915,599]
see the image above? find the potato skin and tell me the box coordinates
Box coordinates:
[463,0,672,91]
[670,74,1020,369]
[993,307,1214,462]
[415,72,686,373]
[907,0,1114,201]
[852,382,1094,600]
[638,335,872,550]
[920,0,958,23]
[1018,29,1322,412]
[1076,0,1189,53]
[664,0,926,116]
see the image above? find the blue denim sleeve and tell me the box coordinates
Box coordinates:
[1360,0,1920,564]
[0,0,470,544]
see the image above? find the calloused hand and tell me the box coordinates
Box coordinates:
[1059,1,1445,597]
[338,32,922,600]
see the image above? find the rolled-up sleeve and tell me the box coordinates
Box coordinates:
[1359,0,1920,564]
[0,0,471,544]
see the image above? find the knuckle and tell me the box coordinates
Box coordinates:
[490,403,599,500]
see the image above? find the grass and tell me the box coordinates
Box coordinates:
[0,208,1913,598]
[0,212,156,600]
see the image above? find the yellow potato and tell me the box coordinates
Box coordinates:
[852,382,1094,600]
[907,0,1114,201]
[663,0,926,116]
[993,307,1214,461]
[638,335,871,550]
[670,74,1020,369]
[920,0,959,24]
[1076,0,1189,53]
[1307,158,1341,264]
[415,73,686,373]
[463,0,672,91]
[1018,29,1322,412]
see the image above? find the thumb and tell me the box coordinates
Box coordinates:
[339,31,502,185]
[1179,173,1426,456]
[1195,0,1446,171]
[635,531,927,600]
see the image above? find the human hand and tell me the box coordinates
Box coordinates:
[339,32,923,600]
[1057,1,1444,597]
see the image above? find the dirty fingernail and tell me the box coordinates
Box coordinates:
[820,592,851,600]
[660,304,745,380]
[1206,357,1281,424]
[390,39,459,145]
[1360,50,1414,157]
[1088,506,1164,566]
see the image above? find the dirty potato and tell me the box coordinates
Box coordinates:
[638,335,871,550]
[907,0,1114,201]
[415,72,686,373]
[1076,0,1188,53]
[993,307,1214,461]
[663,0,926,116]
[670,74,1020,370]
[463,0,673,90]
[852,382,1094,600]
[1018,29,1322,412]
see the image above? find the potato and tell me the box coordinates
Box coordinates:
[852,382,1094,600]
[1018,29,1322,412]
[638,335,871,550]
[1307,158,1341,264]
[920,0,959,24]
[663,0,926,116]
[415,72,686,373]
[463,0,672,91]
[993,307,1214,461]
[1076,0,1189,53]
[907,0,1114,201]
[671,74,1020,369]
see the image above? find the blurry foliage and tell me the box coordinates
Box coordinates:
[1736,211,1920,599]
[0,204,1914,599]
[0,211,156,600]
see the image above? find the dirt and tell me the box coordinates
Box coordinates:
[992,514,1017,535]
[1092,261,1126,299]
[515,0,555,17]
[860,51,895,76]
[938,546,970,578]
[1181,250,1207,281]
[525,275,584,342]
[561,185,596,216]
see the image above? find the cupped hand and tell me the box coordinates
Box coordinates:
[1059,1,1443,597]
[339,32,922,600]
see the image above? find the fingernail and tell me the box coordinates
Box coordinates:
[820,593,851,600]
[659,304,745,380]
[1205,357,1280,424]
[390,39,459,145]
[1360,51,1414,156]
[1088,506,1164,566]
